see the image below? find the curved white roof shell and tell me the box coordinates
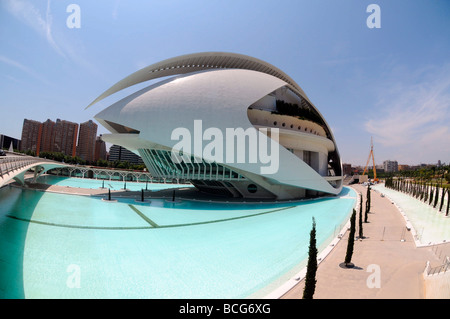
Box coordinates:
[86,52,310,109]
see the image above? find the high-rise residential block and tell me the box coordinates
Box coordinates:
[54,119,79,157]
[94,135,107,162]
[20,119,43,154]
[19,118,84,158]
[39,119,56,153]
[383,160,398,173]
[77,120,98,162]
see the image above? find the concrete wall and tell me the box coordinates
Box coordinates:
[423,258,450,299]
[423,271,450,299]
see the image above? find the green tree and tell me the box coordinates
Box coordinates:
[344,209,356,267]
[446,190,449,217]
[116,161,130,169]
[439,187,445,211]
[358,194,363,239]
[433,185,440,208]
[364,185,371,223]
[429,185,434,205]
[96,159,108,167]
[303,217,318,299]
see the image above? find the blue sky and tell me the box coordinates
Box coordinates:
[1,0,449,166]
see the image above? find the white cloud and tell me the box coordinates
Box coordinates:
[365,64,450,164]
[4,0,66,58]
[3,0,104,78]
[0,55,32,73]
[112,0,121,20]
[0,55,50,84]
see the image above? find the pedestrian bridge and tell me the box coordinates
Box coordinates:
[0,154,69,188]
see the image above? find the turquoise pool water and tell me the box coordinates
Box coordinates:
[0,179,356,298]
[372,184,449,245]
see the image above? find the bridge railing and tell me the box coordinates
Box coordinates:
[0,156,46,179]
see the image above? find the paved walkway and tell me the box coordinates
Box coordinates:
[282,184,450,299]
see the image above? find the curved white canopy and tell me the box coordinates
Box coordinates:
[86,52,310,109]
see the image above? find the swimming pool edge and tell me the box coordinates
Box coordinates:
[261,185,359,299]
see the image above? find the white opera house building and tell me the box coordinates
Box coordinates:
[87,52,343,200]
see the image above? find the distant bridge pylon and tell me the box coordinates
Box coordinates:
[362,137,378,182]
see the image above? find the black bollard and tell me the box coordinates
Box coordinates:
[172,189,175,202]
[108,188,111,201]
[141,189,144,202]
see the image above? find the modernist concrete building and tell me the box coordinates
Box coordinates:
[0,134,20,151]
[108,144,144,165]
[87,52,343,199]
[383,160,398,173]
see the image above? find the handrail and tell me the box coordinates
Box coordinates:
[425,257,450,276]
[0,156,58,179]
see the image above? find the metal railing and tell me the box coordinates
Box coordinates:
[0,156,39,178]
[0,156,57,179]
[425,257,450,276]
